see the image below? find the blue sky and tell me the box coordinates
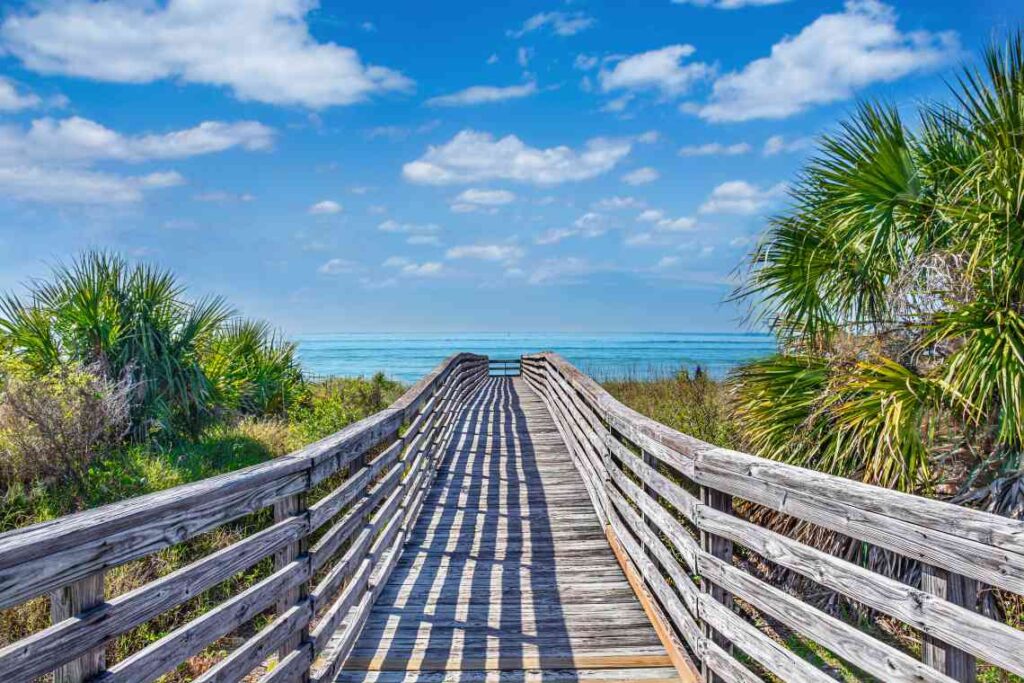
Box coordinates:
[0,0,1020,334]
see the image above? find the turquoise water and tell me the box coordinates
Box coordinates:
[293,333,776,383]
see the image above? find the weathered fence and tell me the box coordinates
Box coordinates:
[0,353,488,683]
[521,352,1024,683]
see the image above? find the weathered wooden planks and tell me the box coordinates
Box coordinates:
[524,351,1024,683]
[337,377,678,682]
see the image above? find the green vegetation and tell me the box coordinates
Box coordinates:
[0,252,404,677]
[732,33,1024,514]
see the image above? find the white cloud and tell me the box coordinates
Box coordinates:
[695,1,959,122]
[535,228,577,245]
[446,244,524,262]
[383,256,444,277]
[763,134,814,155]
[487,53,499,65]
[679,142,752,157]
[599,45,713,97]
[195,190,255,203]
[406,234,440,246]
[656,256,680,269]
[378,219,440,235]
[318,258,357,275]
[574,54,599,71]
[1,0,412,108]
[137,171,185,188]
[0,77,40,111]
[593,196,642,210]
[0,117,273,163]
[622,167,659,186]
[601,94,634,114]
[526,257,592,285]
[426,82,538,107]
[450,188,515,213]
[509,12,595,38]
[671,0,792,8]
[403,130,634,186]
[309,200,342,215]
[699,180,786,214]
[0,115,268,204]
[637,209,665,223]
[536,212,608,244]
[517,47,534,69]
[655,216,697,232]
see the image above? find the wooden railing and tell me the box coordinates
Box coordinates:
[487,357,521,377]
[0,353,488,683]
[522,352,1024,683]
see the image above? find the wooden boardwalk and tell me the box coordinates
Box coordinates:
[336,376,678,682]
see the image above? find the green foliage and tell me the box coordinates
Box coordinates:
[603,368,738,449]
[289,372,404,444]
[733,32,1024,502]
[0,251,302,439]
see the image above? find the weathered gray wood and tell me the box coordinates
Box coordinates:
[698,552,957,683]
[921,565,977,682]
[336,376,676,681]
[100,561,309,683]
[50,572,105,683]
[274,492,310,680]
[0,515,305,681]
[195,600,313,683]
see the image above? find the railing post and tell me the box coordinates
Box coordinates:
[921,564,977,682]
[274,491,310,682]
[51,572,106,683]
[700,487,733,683]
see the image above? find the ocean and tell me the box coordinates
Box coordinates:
[293,332,776,383]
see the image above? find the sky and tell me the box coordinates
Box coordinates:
[0,0,1020,334]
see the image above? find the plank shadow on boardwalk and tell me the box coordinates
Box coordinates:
[337,377,676,682]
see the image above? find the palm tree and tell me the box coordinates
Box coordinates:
[0,252,302,438]
[732,33,1024,518]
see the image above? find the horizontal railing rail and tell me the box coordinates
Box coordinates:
[0,353,488,683]
[487,357,521,377]
[522,351,1024,683]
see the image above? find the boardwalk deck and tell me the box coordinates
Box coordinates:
[336,376,679,682]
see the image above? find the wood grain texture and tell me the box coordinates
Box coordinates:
[336,377,678,681]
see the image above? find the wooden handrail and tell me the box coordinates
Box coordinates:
[0,353,488,683]
[521,351,1024,683]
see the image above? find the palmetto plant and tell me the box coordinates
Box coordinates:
[733,33,1024,518]
[0,252,301,438]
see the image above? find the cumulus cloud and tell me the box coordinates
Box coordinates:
[622,167,659,186]
[378,219,440,235]
[694,1,959,122]
[0,115,269,204]
[309,200,342,215]
[525,257,593,285]
[446,244,524,262]
[383,256,444,277]
[763,134,814,155]
[671,0,792,8]
[318,258,358,275]
[0,0,413,108]
[508,11,595,38]
[426,82,538,107]
[450,188,516,212]
[593,196,643,210]
[679,142,752,156]
[536,212,609,244]
[0,117,273,163]
[599,45,713,98]
[0,76,41,111]
[403,130,634,186]
[699,180,786,214]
